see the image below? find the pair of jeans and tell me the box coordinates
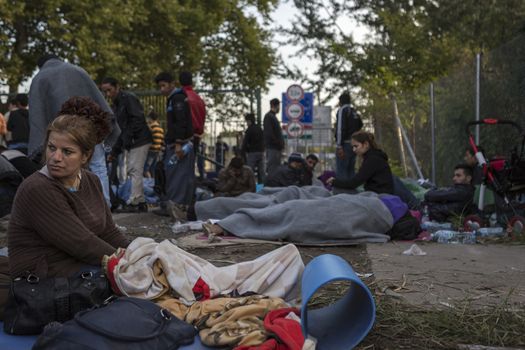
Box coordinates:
[89,143,110,207]
[246,151,265,183]
[124,143,151,205]
[265,148,281,177]
[335,143,356,181]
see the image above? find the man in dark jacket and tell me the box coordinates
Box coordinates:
[241,113,265,183]
[154,72,195,220]
[424,164,475,222]
[263,98,284,176]
[101,77,153,212]
[6,94,30,155]
[265,153,308,188]
[335,92,363,181]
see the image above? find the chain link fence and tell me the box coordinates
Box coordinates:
[367,33,525,187]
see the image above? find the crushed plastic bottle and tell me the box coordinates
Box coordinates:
[168,142,193,167]
[476,227,504,237]
[432,230,476,244]
[421,221,453,233]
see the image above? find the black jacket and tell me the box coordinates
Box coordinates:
[265,164,308,187]
[335,105,362,146]
[263,111,284,150]
[242,123,264,153]
[165,89,193,145]
[7,109,30,144]
[332,148,394,194]
[111,91,152,155]
[424,183,475,222]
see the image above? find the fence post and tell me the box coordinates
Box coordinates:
[255,87,262,126]
[391,95,408,177]
[430,82,436,184]
[475,53,481,145]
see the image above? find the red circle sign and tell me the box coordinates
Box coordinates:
[286,84,304,101]
[285,102,304,121]
[286,121,304,138]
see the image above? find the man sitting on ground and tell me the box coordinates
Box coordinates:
[424,164,475,222]
[216,157,256,197]
[265,153,308,188]
[303,153,319,186]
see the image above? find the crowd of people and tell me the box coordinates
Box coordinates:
[0,55,492,346]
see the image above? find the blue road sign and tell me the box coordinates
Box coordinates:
[282,92,314,124]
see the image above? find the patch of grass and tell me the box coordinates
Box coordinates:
[306,281,525,349]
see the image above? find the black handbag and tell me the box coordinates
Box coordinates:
[32,297,198,350]
[3,270,112,335]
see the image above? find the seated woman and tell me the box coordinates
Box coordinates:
[7,97,130,278]
[329,130,394,194]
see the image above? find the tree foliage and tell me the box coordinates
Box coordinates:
[287,0,525,183]
[0,0,277,95]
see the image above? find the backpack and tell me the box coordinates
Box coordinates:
[386,212,422,241]
[32,297,197,350]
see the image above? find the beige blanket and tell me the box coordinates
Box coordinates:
[112,237,304,304]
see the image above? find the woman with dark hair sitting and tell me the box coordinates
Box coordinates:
[7,96,130,279]
[328,130,394,194]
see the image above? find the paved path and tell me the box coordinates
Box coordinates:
[367,241,525,309]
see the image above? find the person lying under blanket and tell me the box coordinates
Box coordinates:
[196,186,398,244]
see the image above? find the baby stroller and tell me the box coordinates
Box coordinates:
[463,118,525,238]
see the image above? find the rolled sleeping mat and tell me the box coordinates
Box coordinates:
[301,254,375,350]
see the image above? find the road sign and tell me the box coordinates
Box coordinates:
[282,92,314,124]
[286,121,304,138]
[286,84,304,101]
[285,102,304,120]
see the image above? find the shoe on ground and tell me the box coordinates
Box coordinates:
[115,203,148,214]
[167,201,188,221]
[152,208,170,217]
[137,202,148,213]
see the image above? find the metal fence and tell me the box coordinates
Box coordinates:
[369,33,525,186]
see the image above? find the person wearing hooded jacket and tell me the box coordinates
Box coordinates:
[328,131,394,194]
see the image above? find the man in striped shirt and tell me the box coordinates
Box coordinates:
[144,110,164,178]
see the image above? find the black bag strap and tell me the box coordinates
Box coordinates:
[54,277,70,323]
[73,299,172,341]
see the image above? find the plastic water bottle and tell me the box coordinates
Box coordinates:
[477,227,504,237]
[432,230,476,244]
[168,142,193,167]
[421,221,453,233]
[421,205,430,224]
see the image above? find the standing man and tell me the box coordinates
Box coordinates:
[241,113,264,183]
[6,94,30,154]
[28,55,120,206]
[215,135,229,172]
[154,72,195,220]
[464,146,484,185]
[101,77,152,213]
[335,91,363,181]
[263,98,284,176]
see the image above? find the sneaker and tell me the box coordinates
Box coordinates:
[152,208,170,217]
[114,203,139,213]
[137,202,148,213]
[167,201,188,221]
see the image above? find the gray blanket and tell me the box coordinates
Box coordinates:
[219,193,392,243]
[197,187,392,244]
[195,186,331,220]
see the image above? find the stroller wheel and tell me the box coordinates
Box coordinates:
[463,214,484,231]
[507,216,525,239]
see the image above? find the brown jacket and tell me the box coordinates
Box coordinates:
[216,166,256,197]
[7,168,129,278]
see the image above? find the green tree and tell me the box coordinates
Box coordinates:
[0,0,277,98]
